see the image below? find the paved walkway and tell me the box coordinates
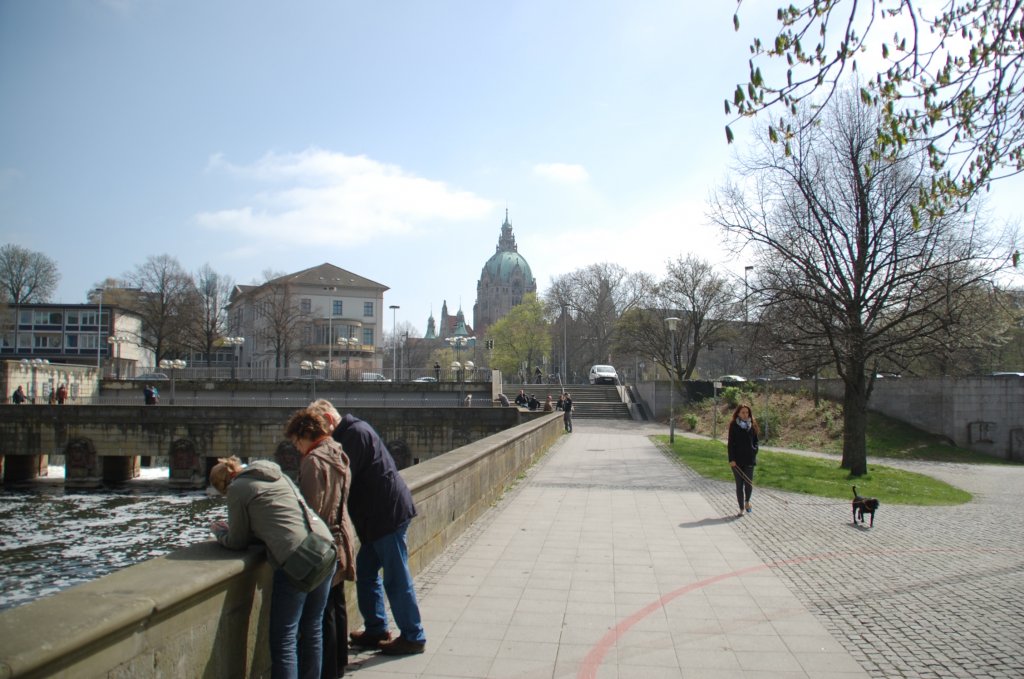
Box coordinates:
[348,421,1024,679]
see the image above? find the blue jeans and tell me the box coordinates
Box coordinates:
[355,521,425,643]
[270,565,335,679]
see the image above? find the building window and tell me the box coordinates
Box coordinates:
[362,328,374,346]
[333,300,343,316]
[301,298,312,313]
[34,334,62,348]
[66,311,79,325]
[363,302,374,317]
[32,311,62,325]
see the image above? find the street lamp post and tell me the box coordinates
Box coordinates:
[94,288,104,373]
[107,335,129,380]
[221,337,245,379]
[339,336,360,381]
[158,359,186,405]
[323,286,337,373]
[561,304,568,385]
[665,317,681,443]
[389,304,400,381]
[300,359,327,399]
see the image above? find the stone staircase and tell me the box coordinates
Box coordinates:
[506,384,632,420]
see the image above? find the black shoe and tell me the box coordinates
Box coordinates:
[379,636,426,655]
[350,629,392,649]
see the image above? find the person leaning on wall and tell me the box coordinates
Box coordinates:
[209,455,336,679]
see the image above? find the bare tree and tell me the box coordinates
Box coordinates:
[710,92,1014,475]
[660,255,739,380]
[125,255,195,365]
[0,244,59,303]
[257,271,308,377]
[184,264,233,366]
[545,263,653,373]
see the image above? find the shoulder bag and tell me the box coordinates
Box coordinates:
[280,476,337,592]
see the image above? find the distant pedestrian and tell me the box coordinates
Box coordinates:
[433,362,440,381]
[514,390,528,407]
[556,394,564,411]
[534,367,543,384]
[497,393,510,407]
[143,384,156,405]
[727,404,760,517]
[12,385,26,405]
[543,395,554,412]
[464,394,472,407]
[56,384,68,404]
[527,394,540,410]
[562,393,574,432]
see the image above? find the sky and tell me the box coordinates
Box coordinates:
[1,0,1021,337]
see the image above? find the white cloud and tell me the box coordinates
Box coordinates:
[522,195,749,290]
[533,162,590,185]
[197,148,493,245]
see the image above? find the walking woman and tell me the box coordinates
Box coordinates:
[727,404,760,517]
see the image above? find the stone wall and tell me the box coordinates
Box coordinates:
[0,413,564,679]
[769,376,1024,460]
[0,405,527,484]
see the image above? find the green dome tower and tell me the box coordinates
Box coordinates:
[473,210,537,337]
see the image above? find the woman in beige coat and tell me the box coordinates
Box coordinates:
[285,407,356,679]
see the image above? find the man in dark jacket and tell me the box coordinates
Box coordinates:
[332,414,426,656]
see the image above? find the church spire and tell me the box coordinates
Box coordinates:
[497,210,517,253]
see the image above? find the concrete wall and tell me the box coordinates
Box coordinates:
[0,406,525,484]
[0,413,564,679]
[763,376,1024,460]
[2,360,98,405]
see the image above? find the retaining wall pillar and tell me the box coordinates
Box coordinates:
[168,439,206,489]
[64,438,101,489]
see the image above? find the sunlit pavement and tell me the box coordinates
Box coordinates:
[347,420,1024,678]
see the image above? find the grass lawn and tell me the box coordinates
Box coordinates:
[657,434,973,506]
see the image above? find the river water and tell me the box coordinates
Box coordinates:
[0,466,226,612]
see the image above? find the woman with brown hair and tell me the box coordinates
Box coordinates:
[285,405,356,679]
[727,403,761,517]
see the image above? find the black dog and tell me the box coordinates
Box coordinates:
[851,486,879,527]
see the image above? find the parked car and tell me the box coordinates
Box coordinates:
[359,372,391,382]
[714,375,747,383]
[132,372,169,381]
[990,371,1024,377]
[588,364,619,385]
[412,376,438,383]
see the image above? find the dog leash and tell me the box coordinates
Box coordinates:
[731,465,838,507]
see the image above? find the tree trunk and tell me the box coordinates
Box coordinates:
[841,369,869,476]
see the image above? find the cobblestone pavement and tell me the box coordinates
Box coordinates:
[677,434,1024,679]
